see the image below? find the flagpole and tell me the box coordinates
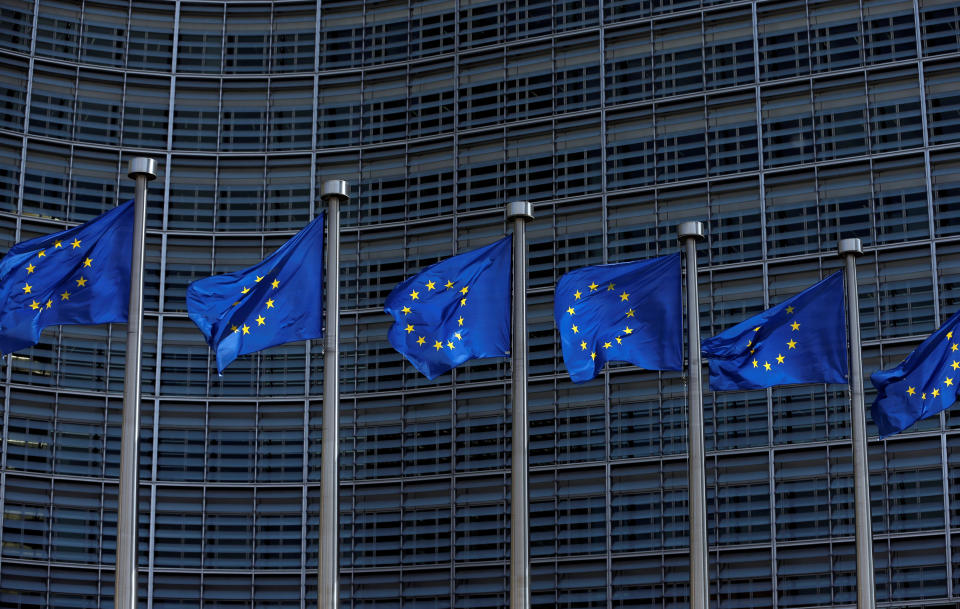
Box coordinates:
[838,238,876,609]
[116,156,156,609]
[678,221,708,609]
[507,201,534,609]
[319,180,347,609]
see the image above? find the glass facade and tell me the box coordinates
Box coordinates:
[1,0,959,606]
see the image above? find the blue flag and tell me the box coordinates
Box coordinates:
[701,272,848,391]
[0,200,133,354]
[187,213,325,373]
[871,309,960,437]
[554,254,682,383]
[384,237,511,380]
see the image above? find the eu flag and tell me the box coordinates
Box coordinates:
[384,237,511,380]
[701,272,848,390]
[0,200,133,354]
[187,213,325,373]
[554,253,682,383]
[871,309,960,437]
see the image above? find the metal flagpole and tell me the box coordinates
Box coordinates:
[678,221,708,609]
[838,237,876,609]
[116,156,156,609]
[507,201,534,609]
[319,180,348,609]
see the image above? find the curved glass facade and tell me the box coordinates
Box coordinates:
[1,0,960,606]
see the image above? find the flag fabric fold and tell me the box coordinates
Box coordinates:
[384,237,511,380]
[871,309,960,437]
[701,272,848,391]
[0,200,134,354]
[187,213,325,373]
[554,253,682,383]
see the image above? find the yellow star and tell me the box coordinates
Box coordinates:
[458,316,464,326]
[626,309,634,318]
[460,286,469,295]
[426,280,436,291]
[922,392,926,400]
[589,282,598,291]
[776,353,785,364]
[455,332,462,340]
[71,238,81,249]
[752,359,758,368]
[29,300,39,310]
[460,298,467,306]
[255,275,263,283]
[754,326,760,332]
[434,340,443,351]
[444,280,454,289]
[787,339,797,349]
[405,324,414,334]
[271,279,280,289]
[933,388,940,398]
[416,336,426,346]
[241,286,250,294]
[256,315,266,326]
[616,336,622,344]
[26,263,35,274]
[907,386,915,396]
[786,306,794,314]
[620,291,629,302]
[953,343,959,352]
[764,361,771,371]
[231,325,238,333]
[590,351,597,360]
[22,282,32,294]
[266,299,275,309]
[607,283,615,291]
[54,240,62,248]
[791,321,800,331]
[574,290,582,300]
[60,290,70,300]
[242,324,250,334]
[76,276,87,287]
[83,257,92,267]
[953,361,960,371]
[623,326,633,335]
[447,341,455,350]
[401,306,411,315]
[45,299,52,308]
[603,341,612,349]
[572,325,579,334]
[232,301,240,307]
[38,249,45,258]
[410,289,419,300]
[580,341,587,350]
[746,340,752,347]
[945,377,954,387]
[949,331,955,340]
[567,306,575,316]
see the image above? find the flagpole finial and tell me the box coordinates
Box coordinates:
[677,221,705,241]
[321,179,349,200]
[506,200,534,221]
[127,157,157,181]
[838,238,863,257]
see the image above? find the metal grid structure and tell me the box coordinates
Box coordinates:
[1,0,960,606]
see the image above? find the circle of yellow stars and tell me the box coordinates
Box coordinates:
[748,305,800,373]
[22,237,91,315]
[905,330,959,401]
[228,275,281,336]
[402,279,468,352]
[566,280,635,363]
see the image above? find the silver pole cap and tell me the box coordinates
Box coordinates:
[677,221,705,241]
[506,201,534,221]
[838,238,863,257]
[127,157,157,181]
[321,180,350,200]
